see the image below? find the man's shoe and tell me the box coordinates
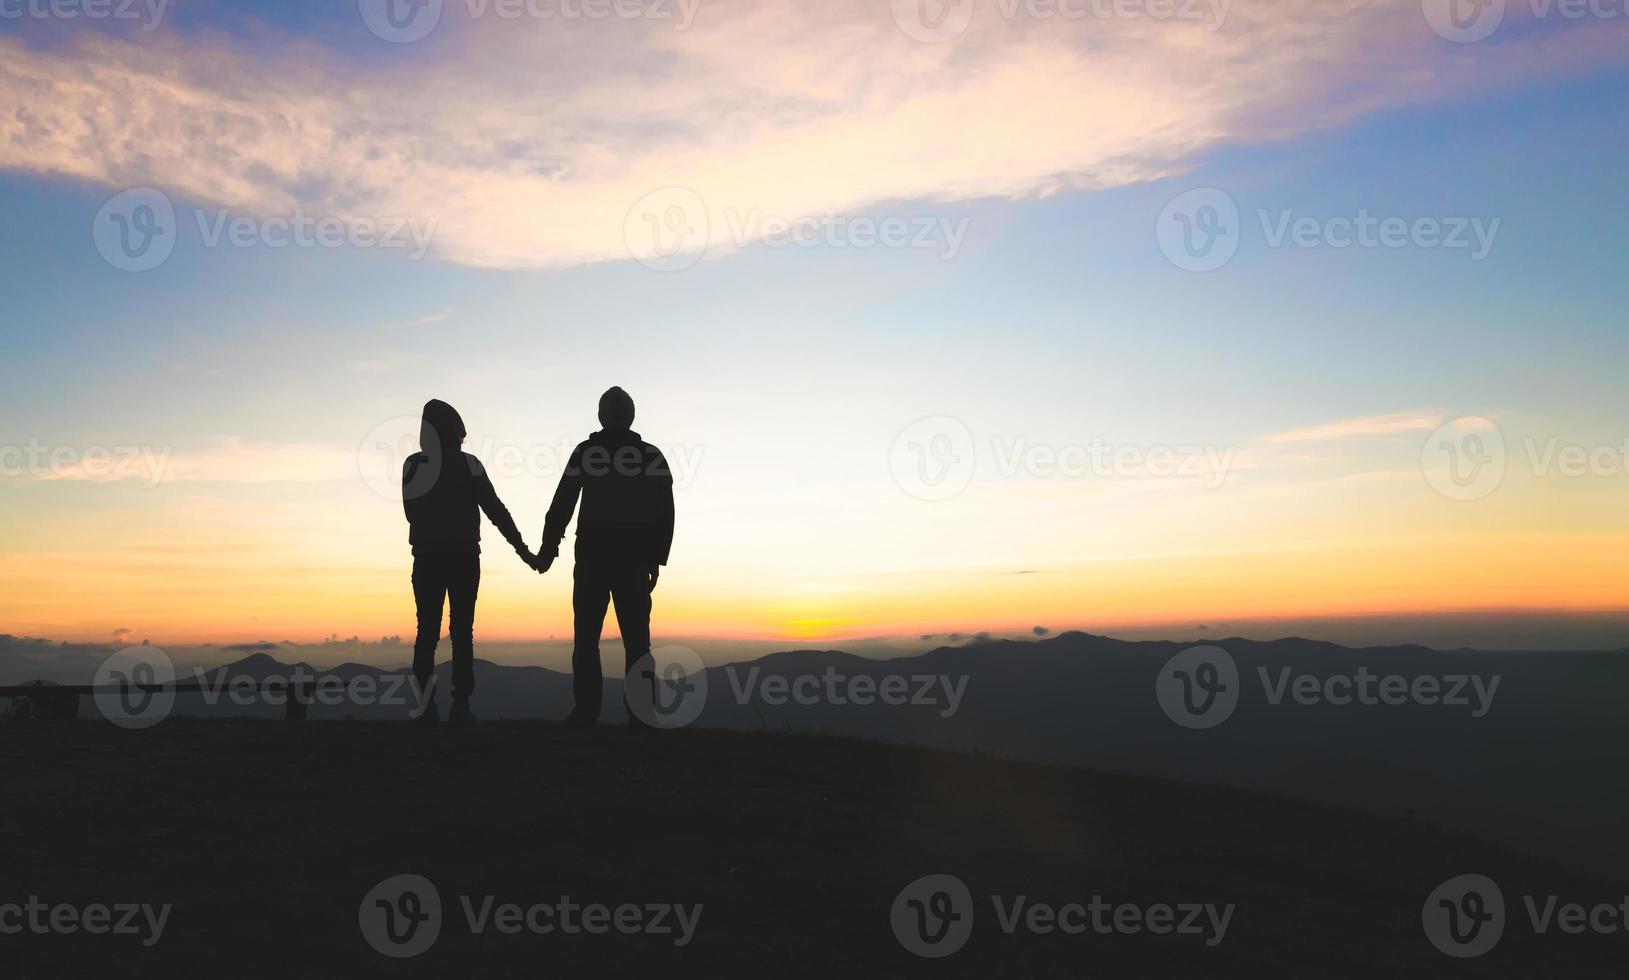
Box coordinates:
[415,700,441,725]
[448,701,477,726]
[563,712,597,729]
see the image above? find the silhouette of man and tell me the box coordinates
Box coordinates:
[403,399,536,725]
[535,387,674,728]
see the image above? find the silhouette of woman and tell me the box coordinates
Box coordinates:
[401,399,535,724]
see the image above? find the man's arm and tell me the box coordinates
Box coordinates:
[540,446,586,562]
[639,447,674,592]
[652,447,675,567]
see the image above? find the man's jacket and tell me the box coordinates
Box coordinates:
[542,428,675,566]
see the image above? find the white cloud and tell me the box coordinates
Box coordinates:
[0,0,1623,269]
[1265,411,1447,444]
[378,306,456,330]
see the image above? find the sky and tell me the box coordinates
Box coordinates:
[1,0,1628,651]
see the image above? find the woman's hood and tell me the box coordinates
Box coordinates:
[420,399,467,454]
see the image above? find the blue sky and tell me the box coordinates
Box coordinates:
[2,0,1628,645]
[6,65,1626,447]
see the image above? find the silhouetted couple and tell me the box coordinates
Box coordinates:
[401,388,674,727]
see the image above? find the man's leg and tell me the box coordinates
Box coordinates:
[570,556,613,721]
[446,554,481,710]
[411,555,448,716]
[610,561,653,728]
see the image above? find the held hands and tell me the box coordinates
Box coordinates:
[529,547,557,575]
[517,546,550,575]
[648,565,660,593]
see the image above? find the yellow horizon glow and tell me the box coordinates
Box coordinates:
[7,529,1629,645]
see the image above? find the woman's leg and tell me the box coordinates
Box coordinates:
[446,554,481,706]
[411,555,449,708]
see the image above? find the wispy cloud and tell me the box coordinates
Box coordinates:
[1265,411,1446,445]
[1,2,1623,269]
[378,306,455,330]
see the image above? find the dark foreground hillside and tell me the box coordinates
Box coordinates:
[0,721,1620,978]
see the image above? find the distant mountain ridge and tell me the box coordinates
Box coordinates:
[4,630,1627,879]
